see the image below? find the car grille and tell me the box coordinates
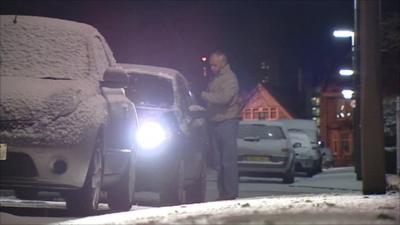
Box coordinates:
[0,120,35,131]
[0,152,38,178]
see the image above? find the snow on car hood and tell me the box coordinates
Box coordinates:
[0,76,107,145]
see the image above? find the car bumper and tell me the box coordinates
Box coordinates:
[0,142,94,191]
[295,158,314,171]
[238,155,294,177]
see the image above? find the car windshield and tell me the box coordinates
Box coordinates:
[0,22,91,80]
[125,73,174,107]
[238,124,285,140]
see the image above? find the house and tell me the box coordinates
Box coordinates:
[319,84,354,166]
[242,84,293,121]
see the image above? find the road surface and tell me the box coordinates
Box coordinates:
[0,167,368,224]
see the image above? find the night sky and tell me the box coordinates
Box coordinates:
[1,0,359,117]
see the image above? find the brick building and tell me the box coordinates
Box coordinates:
[319,84,354,166]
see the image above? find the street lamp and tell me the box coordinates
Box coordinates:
[201,56,207,77]
[339,69,354,76]
[341,89,354,100]
[333,30,355,46]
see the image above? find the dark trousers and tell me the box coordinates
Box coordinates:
[209,119,239,199]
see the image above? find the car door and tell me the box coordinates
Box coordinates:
[175,75,206,181]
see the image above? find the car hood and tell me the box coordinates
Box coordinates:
[0,76,106,145]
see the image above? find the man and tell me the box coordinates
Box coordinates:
[201,51,241,200]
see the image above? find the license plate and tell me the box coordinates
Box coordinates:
[246,156,269,161]
[0,144,7,160]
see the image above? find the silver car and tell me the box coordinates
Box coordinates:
[120,64,208,206]
[0,16,138,214]
[237,121,295,184]
[288,131,317,177]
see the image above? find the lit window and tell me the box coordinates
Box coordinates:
[270,108,278,120]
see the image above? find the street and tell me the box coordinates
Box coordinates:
[0,167,373,225]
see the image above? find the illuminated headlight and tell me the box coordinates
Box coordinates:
[136,121,168,149]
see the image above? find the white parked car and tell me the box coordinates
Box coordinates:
[277,119,322,173]
[237,121,295,184]
[288,131,318,176]
[0,16,138,214]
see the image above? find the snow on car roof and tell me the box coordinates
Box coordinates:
[118,63,181,80]
[0,15,99,37]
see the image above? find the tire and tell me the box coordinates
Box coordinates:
[65,134,103,216]
[14,190,38,200]
[159,159,185,206]
[185,161,206,204]
[283,162,295,184]
[107,152,135,211]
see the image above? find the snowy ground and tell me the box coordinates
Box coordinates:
[0,167,398,225]
[51,193,399,225]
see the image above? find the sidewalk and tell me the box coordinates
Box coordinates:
[53,193,399,225]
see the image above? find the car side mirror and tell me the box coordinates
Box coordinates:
[188,105,206,119]
[293,143,302,148]
[101,67,129,88]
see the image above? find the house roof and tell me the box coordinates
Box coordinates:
[243,83,293,119]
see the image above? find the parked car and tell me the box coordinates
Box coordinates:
[237,121,295,184]
[277,119,322,173]
[119,63,208,206]
[288,131,317,176]
[0,16,138,214]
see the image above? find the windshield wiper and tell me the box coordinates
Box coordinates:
[40,77,73,80]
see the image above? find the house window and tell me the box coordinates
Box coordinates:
[340,133,351,155]
[252,108,259,119]
[270,107,278,120]
[243,109,252,120]
[336,99,352,120]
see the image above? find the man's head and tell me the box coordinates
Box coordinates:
[209,51,229,75]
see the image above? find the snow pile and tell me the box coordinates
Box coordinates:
[54,193,399,225]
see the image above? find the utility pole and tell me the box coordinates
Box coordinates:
[359,0,386,194]
[397,97,400,175]
[353,0,362,180]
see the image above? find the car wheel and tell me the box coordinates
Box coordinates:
[283,162,295,184]
[107,152,135,211]
[14,190,38,200]
[159,159,185,206]
[65,134,103,216]
[185,161,206,204]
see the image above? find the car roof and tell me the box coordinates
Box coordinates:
[0,15,100,38]
[239,120,285,127]
[118,63,182,80]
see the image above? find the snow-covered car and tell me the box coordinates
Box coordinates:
[237,121,295,184]
[0,16,138,214]
[288,131,317,176]
[277,119,322,173]
[119,63,208,206]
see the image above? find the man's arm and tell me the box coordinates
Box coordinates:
[201,76,238,105]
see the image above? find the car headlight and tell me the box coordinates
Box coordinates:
[136,121,168,149]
